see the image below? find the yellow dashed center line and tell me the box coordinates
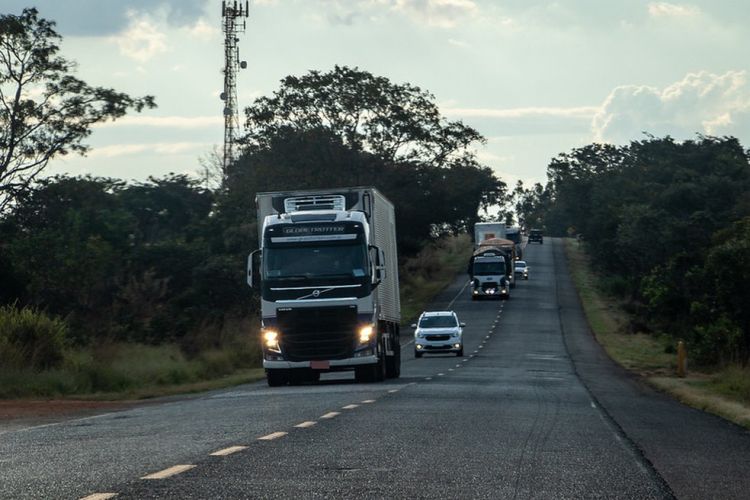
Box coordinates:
[295,421,317,428]
[258,431,288,441]
[210,445,247,456]
[320,411,340,419]
[141,464,196,480]
[79,494,117,500]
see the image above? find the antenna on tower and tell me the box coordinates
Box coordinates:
[220,1,249,174]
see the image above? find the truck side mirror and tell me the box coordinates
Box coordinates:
[247,249,261,289]
[369,245,385,286]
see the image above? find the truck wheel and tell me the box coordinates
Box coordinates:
[385,341,401,379]
[266,369,288,387]
[356,338,386,383]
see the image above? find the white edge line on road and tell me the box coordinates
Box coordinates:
[342,404,359,410]
[388,389,399,393]
[320,412,340,419]
[258,431,288,441]
[210,445,247,456]
[141,464,196,480]
[79,494,117,500]
[295,421,317,428]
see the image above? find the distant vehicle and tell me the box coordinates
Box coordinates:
[412,311,465,358]
[528,229,544,244]
[474,222,506,246]
[505,226,523,259]
[468,240,514,299]
[514,260,529,280]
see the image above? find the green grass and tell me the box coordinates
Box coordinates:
[399,234,473,324]
[0,340,265,400]
[564,237,750,430]
[564,238,674,374]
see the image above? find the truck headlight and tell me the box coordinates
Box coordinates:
[359,324,375,343]
[263,330,281,352]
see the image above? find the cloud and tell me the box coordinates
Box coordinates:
[88,142,212,159]
[648,2,700,18]
[318,0,478,27]
[444,106,599,119]
[96,115,223,129]
[111,13,168,62]
[443,106,598,136]
[592,70,750,144]
[4,0,210,36]
[392,0,478,28]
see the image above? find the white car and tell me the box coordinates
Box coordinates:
[412,311,465,358]
[514,260,529,280]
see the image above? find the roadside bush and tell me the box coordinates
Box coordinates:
[0,305,68,370]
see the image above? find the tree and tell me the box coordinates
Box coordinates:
[0,8,156,211]
[242,65,483,167]
[706,217,750,365]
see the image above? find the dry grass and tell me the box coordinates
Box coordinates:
[564,238,750,430]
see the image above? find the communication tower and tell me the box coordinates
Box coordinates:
[220,1,249,172]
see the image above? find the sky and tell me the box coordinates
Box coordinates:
[6,0,750,189]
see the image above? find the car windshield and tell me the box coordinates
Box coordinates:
[515,262,526,268]
[419,315,458,328]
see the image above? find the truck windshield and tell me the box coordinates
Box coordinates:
[264,243,368,280]
[419,316,457,328]
[473,261,505,275]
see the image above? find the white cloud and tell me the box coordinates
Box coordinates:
[111,13,168,62]
[319,0,478,27]
[448,38,470,48]
[444,106,598,119]
[392,0,478,28]
[88,142,212,159]
[184,19,219,41]
[96,116,223,129]
[648,2,700,18]
[592,70,750,144]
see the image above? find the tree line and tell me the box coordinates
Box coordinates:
[0,9,504,362]
[516,136,750,366]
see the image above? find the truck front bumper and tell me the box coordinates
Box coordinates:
[263,355,378,369]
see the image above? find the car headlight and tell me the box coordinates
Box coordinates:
[262,329,281,352]
[359,324,375,343]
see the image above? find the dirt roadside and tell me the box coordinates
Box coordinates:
[0,400,149,433]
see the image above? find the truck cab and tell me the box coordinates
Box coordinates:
[249,188,400,386]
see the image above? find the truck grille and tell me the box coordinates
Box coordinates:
[277,306,358,361]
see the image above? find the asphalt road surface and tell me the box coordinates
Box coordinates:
[2,239,750,499]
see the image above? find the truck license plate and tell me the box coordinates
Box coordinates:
[311,360,330,369]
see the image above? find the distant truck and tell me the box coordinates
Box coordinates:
[505,226,523,260]
[248,187,401,386]
[468,238,515,299]
[474,222,506,246]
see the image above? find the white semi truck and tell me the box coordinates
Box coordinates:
[248,187,401,386]
[474,222,506,246]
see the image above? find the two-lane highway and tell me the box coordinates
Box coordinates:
[2,239,750,499]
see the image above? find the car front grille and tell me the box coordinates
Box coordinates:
[425,334,451,341]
